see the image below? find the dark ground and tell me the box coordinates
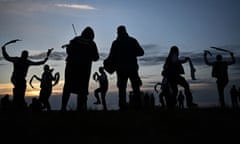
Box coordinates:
[1,107,240,144]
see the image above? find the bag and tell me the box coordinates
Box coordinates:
[103,57,116,74]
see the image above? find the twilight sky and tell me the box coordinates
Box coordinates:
[0,0,240,109]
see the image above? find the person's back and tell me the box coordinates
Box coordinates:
[204,51,235,107]
[40,67,54,91]
[61,26,99,111]
[112,37,143,71]
[105,25,144,111]
[212,61,230,83]
[205,52,235,81]
[163,46,185,78]
[66,36,99,65]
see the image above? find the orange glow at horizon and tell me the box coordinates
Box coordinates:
[0,80,120,97]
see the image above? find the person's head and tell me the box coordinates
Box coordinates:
[169,45,179,56]
[216,54,222,61]
[81,26,94,40]
[21,50,28,59]
[44,65,50,71]
[44,64,53,72]
[117,25,128,37]
[99,66,104,73]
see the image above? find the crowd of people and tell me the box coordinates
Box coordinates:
[0,25,237,112]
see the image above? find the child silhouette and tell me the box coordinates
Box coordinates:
[29,64,59,111]
[93,66,108,110]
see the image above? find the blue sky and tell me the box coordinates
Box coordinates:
[0,0,240,109]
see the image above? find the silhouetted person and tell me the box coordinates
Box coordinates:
[154,72,173,108]
[30,65,60,111]
[1,94,11,111]
[104,25,144,111]
[61,26,99,111]
[154,82,166,108]
[29,97,42,112]
[230,85,238,108]
[238,87,240,104]
[1,40,49,110]
[93,66,109,110]
[163,46,197,108]
[177,90,185,109]
[204,50,235,107]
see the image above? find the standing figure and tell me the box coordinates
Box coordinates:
[29,64,60,111]
[1,39,49,110]
[93,66,109,110]
[154,77,169,108]
[204,50,235,107]
[29,97,42,112]
[177,90,185,109]
[238,87,240,104]
[0,94,11,111]
[163,46,197,108]
[230,85,238,108]
[61,26,99,111]
[104,25,144,111]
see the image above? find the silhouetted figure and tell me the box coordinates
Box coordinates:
[61,26,99,111]
[29,64,60,111]
[0,94,12,111]
[177,90,185,109]
[93,66,109,111]
[238,87,240,104]
[104,25,144,111]
[163,46,197,108]
[204,50,235,107]
[230,85,238,108]
[1,40,49,110]
[154,74,172,108]
[29,97,42,112]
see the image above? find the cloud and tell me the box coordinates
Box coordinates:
[28,51,107,61]
[29,51,66,61]
[55,4,96,10]
[0,1,96,17]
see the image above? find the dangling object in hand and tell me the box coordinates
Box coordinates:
[47,48,54,57]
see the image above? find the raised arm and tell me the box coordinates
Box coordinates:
[29,48,53,65]
[204,50,213,66]
[29,75,41,89]
[29,57,48,66]
[1,39,21,62]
